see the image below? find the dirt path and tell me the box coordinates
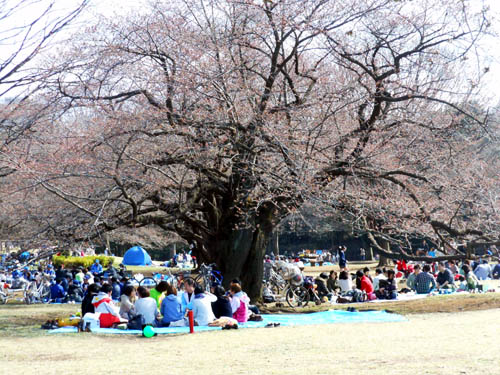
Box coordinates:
[2,308,499,375]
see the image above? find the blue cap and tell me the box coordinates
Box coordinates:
[84,275,91,280]
[95,259,100,263]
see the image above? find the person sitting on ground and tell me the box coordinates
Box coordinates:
[181,278,196,313]
[474,260,492,280]
[338,270,353,293]
[436,262,455,290]
[191,285,217,326]
[50,278,66,303]
[75,267,85,283]
[492,260,500,280]
[110,277,121,301]
[135,286,160,327]
[230,278,259,317]
[406,264,421,291]
[459,260,471,276]
[327,270,339,294]
[363,267,373,282]
[150,280,169,308]
[93,276,102,289]
[396,259,408,277]
[462,265,480,291]
[92,283,126,328]
[376,269,398,300]
[90,259,103,275]
[414,264,436,294]
[229,283,249,323]
[447,260,459,275]
[82,283,99,316]
[160,283,185,327]
[211,285,233,319]
[60,274,69,292]
[373,268,387,291]
[119,284,136,320]
[44,264,56,278]
[355,270,375,299]
[66,279,83,303]
[457,275,467,291]
[315,272,333,300]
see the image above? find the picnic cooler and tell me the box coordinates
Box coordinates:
[82,313,101,331]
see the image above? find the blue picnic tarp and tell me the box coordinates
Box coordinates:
[49,310,406,335]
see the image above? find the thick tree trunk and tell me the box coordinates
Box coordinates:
[206,204,276,302]
[272,228,279,257]
[377,240,393,267]
[377,255,392,267]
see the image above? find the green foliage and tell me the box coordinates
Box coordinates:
[52,255,114,269]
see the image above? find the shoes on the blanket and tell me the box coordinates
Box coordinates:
[248,314,263,322]
[222,324,238,330]
[41,320,59,330]
[346,307,358,312]
[265,323,280,328]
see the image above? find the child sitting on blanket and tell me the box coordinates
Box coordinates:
[92,284,127,328]
[457,275,467,292]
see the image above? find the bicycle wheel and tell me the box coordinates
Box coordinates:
[139,277,157,289]
[128,278,140,288]
[286,285,309,308]
[269,280,284,296]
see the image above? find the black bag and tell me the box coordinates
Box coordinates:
[127,314,145,330]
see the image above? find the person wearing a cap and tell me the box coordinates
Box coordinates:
[44,264,55,277]
[90,259,103,275]
[82,274,92,294]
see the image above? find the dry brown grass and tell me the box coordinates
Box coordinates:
[1,308,499,374]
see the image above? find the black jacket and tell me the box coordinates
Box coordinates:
[211,296,233,318]
[81,292,96,316]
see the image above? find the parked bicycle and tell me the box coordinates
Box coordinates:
[24,276,51,304]
[195,263,223,292]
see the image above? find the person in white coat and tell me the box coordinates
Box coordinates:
[191,286,216,326]
[135,286,160,326]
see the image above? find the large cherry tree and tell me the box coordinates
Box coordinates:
[4,0,499,298]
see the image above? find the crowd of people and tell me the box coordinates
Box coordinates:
[268,250,500,304]
[81,275,259,329]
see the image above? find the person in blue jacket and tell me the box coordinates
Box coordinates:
[338,246,347,270]
[160,283,186,327]
[90,259,103,275]
[50,279,66,303]
[111,277,121,301]
[45,264,56,277]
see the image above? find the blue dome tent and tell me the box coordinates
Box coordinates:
[122,246,152,266]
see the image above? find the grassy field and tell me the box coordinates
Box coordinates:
[1,304,499,374]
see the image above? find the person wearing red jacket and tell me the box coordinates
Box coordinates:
[91,284,126,328]
[356,270,375,299]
